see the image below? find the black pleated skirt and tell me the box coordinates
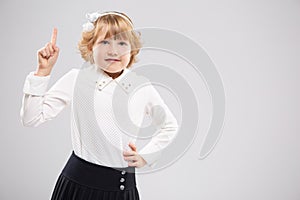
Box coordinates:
[50,151,140,200]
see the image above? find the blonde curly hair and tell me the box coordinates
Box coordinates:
[78,11,142,68]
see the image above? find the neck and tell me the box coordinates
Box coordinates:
[103,69,124,79]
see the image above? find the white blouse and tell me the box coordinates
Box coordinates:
[20,63,179,169]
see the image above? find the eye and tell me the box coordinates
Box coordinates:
[119,41,128,46]
[99,40,109,44]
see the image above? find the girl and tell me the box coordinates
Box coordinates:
[20,11,178,200]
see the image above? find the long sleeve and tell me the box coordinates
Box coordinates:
[20,69,78,127]
[135,84,179,168]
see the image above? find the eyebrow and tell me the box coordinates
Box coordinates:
[100,38,129,41]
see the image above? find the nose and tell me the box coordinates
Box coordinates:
[107,42,118,56]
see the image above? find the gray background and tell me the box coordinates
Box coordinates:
[1,0,300,199]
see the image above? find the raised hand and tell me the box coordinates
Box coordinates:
[35,28,60,76]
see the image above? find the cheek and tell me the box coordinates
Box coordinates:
[93,46,105,56]
[122,53,131,63]
[92,48,107,63]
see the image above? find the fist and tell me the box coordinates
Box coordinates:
[123,142,147,168]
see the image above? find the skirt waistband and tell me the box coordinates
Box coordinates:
[61,151,136,191]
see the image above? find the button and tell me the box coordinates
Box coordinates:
[120,185,125,190]
[120,178,125,182]
[97,84,102,91]
[121,170,126,175]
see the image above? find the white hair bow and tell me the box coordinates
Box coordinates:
[82,11,134,32]
[82,12,101,32]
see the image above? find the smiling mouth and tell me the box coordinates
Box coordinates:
[105,58,121,62]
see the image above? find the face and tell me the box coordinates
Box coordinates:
[92,32,131,73]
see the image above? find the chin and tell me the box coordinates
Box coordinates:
[105,67,125,73]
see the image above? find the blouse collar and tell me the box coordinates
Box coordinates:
[93,64,130,82]
[92,64,131,92]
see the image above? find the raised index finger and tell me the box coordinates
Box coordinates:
[51,27,57,45]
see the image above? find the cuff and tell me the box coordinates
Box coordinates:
[23,71,51,96]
